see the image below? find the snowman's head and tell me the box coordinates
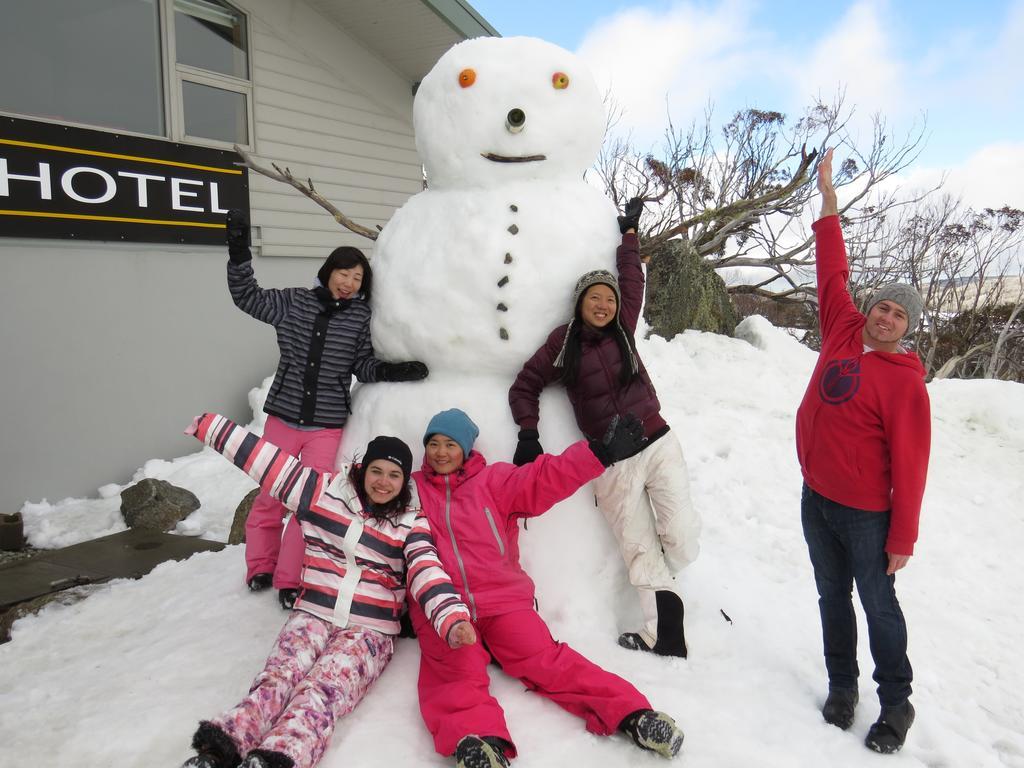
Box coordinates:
[414,36,606,189]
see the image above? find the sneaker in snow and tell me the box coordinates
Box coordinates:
[455,735,510,768]
[620,709,685,759]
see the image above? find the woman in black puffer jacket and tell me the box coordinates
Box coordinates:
[508,198,701,659]
[224,209,427,610]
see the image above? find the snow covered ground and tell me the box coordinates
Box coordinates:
[2,316,1022,767]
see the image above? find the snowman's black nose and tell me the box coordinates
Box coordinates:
[506,108,526,133]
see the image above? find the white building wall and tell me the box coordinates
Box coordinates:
[0,0,428,511]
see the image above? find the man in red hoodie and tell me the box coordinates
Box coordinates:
[796,149,931,755]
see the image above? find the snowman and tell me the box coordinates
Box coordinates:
[340,37,630,627]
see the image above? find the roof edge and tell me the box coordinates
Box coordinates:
[419,0,500,39]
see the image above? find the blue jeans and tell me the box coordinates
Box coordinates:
[801,484,912,706]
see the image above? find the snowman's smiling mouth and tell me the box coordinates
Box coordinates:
[482,152,546,163]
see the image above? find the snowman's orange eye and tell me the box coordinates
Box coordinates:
[458,68,476,88]
[552,72,570,89]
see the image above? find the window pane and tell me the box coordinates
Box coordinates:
[182,81,247,144]
[0,0,164,135]
[175,0,248,79]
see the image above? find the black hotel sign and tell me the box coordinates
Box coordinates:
[0,116,248,245]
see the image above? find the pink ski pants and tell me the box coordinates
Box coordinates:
[208,611,393,768]
[245,416,342,589]
[412,603,650,758]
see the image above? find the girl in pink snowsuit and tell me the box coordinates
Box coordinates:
[411,407,685,767]
[181,413,475,768]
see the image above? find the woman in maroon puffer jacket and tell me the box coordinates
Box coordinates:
[508,198,701,659]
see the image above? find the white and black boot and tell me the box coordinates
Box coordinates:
[620,709,685,759]
[454,735,511,768]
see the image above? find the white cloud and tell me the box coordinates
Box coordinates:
[576,0,766,143]
[898,142,1024,212]
[797,1,906,116]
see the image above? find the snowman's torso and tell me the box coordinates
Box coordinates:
[371,180,619,376]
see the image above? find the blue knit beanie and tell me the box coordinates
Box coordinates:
[423,408,479,457]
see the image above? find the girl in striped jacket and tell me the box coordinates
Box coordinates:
[181,413,475,768]
[224,209,429,610]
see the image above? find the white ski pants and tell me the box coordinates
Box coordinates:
[592,432,701,646]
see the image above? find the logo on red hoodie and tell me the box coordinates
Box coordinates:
[819,358,861,404]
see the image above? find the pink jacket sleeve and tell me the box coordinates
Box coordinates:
[489,440,605,519]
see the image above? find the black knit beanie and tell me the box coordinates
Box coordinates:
[362,436,413,481]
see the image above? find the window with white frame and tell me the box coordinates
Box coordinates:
[0,0,252,148]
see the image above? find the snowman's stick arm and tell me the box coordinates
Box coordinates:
[233,144,380,242]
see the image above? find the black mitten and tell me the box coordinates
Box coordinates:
[225,208,251,264]
[512,429,544,466]
[617,196,644,235]
[590,413,645,466]
[378,360,429,382]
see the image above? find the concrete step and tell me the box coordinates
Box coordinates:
[0,528,224,612]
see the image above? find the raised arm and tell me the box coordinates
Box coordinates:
[404,511,475,647]
[811,149,861,339]
[224,209,297,326]
[616,197,645,333]
[817,148,838,220]
[185,413,326,515]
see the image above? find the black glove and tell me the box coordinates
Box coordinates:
[512,429,544,466]
[378,360,429,382]
[589,413,645,467]
[617,196,644,235]
[225,208,251,264]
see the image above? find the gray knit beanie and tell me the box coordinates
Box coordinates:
[867,283,924,333]
[552,269,638,374]
[572,269,621,307]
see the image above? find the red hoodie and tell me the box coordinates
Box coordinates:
[795,215,931,555]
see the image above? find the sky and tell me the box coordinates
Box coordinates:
[469,0,1024,211]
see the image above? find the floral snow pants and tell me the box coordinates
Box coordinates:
[208,611,393,768]
[245,416,343,589]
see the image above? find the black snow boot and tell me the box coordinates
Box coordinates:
[247,573,273,591]
[454,735,511,768]
[865,700,915,754]
[183,722,241,768]
[821,687,859,730]
[619,709,685,759]
[278,588,299,610]
[652,590,688,658]
[241,748,294,768]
